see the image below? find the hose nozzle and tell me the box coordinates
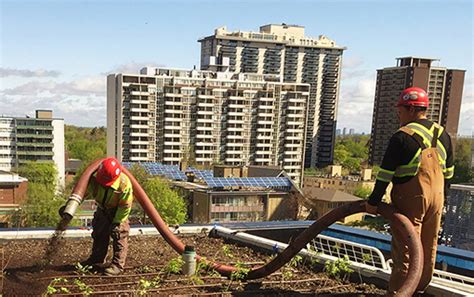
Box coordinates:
[60,194,83,220]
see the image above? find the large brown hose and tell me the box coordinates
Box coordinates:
[72,159,423,296]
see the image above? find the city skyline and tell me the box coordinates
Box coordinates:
[1,0,472,135]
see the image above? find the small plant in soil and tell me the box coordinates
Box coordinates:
[45,277,69,295]
[227,261,250,290]
[221,245,234,258]
[324,255,354,281]
[136,278,159,296]
[281,255,303,281]
[74,262,92,275]
[73,278,93,296]
[164,256,184,275]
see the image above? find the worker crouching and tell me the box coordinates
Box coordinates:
[81,157,133,276]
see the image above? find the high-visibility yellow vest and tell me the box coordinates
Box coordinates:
[376,122,454,183]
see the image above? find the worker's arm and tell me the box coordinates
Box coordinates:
[112,185,133,224]
[367,133,404,208]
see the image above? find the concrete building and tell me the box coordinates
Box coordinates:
[369,57,465,165]
[107,67,310,184]
[0,110,65,187]
[444,184,474,251]
[198,24,346,168]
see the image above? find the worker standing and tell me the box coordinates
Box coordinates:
[77,157,133,276]
[365,87,454,295]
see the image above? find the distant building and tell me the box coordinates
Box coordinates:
[0,170,27,227]
[301,187,363,223]
[336,129,341,136]
[199,24,346,168]
[107,67,310,185]
[349,128,355,135]
[170,165,297,223]
[443,184,474,250]
[304,166,374,192]
[65,158,82,185]
[369,57,465,166]
[0,110,65,187]
[342,127,347,136]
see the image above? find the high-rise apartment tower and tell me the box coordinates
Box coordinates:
[369,57,465,166]
[198,24,346,167]
[107,67,310,184]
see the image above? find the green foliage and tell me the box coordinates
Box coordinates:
[136,278,159,296]
[73,278,93,296]
[452,138,473,183]
[281,255,303,281]
[324,255,354,281]
[362,253,373,264]
[45,278,69,295]
[333,135,370,173]
[352,185,372,200]
[21,183,66,227]
[128,163,151,186]
[304,167,326,176]
[345,216,388,231]
[164,256,184,275]
[65,125,106,163]
[17,162,58,193]
[74,262,92,275]
[230,262,250,281]
[222,245,234,259]
[142,178,187,225]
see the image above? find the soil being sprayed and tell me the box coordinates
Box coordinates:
[42,217,71,267]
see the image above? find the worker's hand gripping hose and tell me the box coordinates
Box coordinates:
[68,158,423,296]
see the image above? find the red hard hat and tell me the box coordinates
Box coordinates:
[95,157,122,187]
[397,87,429,108]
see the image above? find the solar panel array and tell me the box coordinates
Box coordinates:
[122,162,187,181]
[203,177,292,189]
[186,167,213,180]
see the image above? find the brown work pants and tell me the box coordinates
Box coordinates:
[389,147,444,294]
[89,207,130,269]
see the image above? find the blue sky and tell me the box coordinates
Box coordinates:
[1,0,472,135]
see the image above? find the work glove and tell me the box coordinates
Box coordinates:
[110,223,121,240]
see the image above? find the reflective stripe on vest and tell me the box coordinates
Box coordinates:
[376,168,395,182]
[392,122,449,178]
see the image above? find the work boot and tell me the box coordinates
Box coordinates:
[80,258,104,267]
[104,264,123,276]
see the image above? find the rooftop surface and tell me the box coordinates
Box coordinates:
[1,234,384,296]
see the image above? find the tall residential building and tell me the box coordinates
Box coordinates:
[198,24,346,167]
[0,110,65,187]
[107,67,310,184]
[369,57,465,165]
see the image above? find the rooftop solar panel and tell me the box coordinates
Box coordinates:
[203,177,292,189]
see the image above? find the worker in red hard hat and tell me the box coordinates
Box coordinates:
[80,157,133,276]
[366,87,454,295]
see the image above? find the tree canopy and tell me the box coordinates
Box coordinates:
[333,135,370,173]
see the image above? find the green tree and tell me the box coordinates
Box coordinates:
[21,183,66,227]
[142,178,187,225]
[452,138,473,183]
[353,185,372,200]
[17,162,58,193]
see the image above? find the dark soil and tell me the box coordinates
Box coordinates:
[1,233,386,296]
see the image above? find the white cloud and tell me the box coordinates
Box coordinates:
[103,61,165,75]
[0,67,61,77]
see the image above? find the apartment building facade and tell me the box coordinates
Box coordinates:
[369,57,465,165]
[107,67,310,184]
[198,24,346,167]
[0,110,65,187]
